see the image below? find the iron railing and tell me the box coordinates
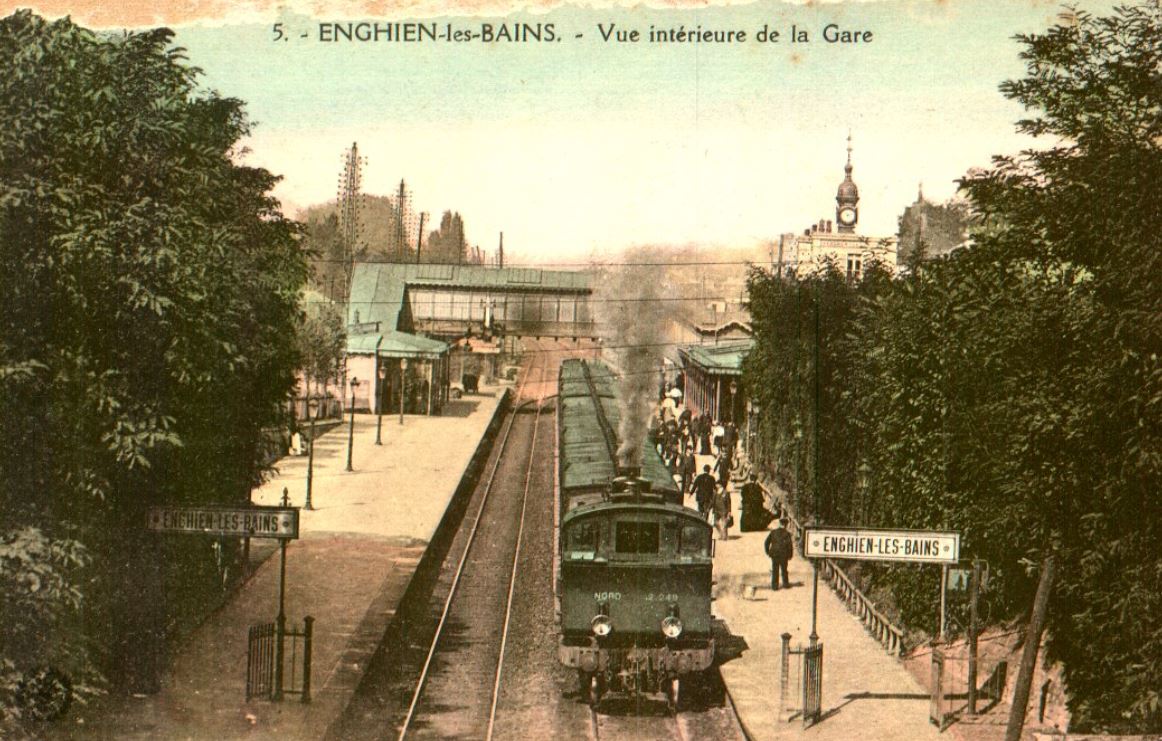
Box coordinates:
[820,559,906,655]
[760,478,906,656]
[246,622,276,701]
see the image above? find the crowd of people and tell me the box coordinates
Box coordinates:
[651,384,796,590]
[650,385,782,540]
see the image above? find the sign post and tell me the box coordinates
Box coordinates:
[147,496,302,701]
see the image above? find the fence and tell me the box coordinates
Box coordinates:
[247,616,314,703]
[780,633,824,726]
[929,643,1008,731]
[759,478,907,656]
[820,559,907,655]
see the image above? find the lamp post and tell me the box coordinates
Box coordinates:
[729,379,738,423]
[345,377,359,472]
[376,363,386,445]
[399,358,408,425]
[746,399,756,464]
[305,396,320,510]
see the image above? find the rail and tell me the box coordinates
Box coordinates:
[759,478,906,657]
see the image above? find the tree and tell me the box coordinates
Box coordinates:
[297,291,345,400]
[745,4,1161,730]
[426,210,467,264]
[959,4,1161,731]
[0,11,306,727]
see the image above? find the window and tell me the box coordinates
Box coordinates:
[615,521,660,554]
[558,296,575,323]
[680,523,708,556]
[846,255,862,280]
[568,521,599,554]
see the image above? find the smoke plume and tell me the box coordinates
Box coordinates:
[593,247,673,468]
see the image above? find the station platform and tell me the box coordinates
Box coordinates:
[67,387,507,740]
[695,466,944,741]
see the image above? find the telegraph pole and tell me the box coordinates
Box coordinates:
[810,278,821,646]
[395,179,407,262]
[415,211,426,264]
[336,143,364,304]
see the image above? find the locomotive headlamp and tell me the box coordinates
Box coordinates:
[591,614,613,637]
[661,615,684,639]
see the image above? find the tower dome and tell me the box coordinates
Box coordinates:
[837,161,859,202]
[835,133,859,233]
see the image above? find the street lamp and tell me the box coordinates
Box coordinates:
[345,377,359,472]
[399,358,408,425]
[305,395,320,510]
[746,399,757,464]
[376,363,386,445]
[728,379,738,423]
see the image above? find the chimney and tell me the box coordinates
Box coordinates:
[827,220,833,233]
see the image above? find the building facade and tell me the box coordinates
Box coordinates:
[776,137,899,279]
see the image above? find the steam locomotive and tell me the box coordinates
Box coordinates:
[555,359,715,710]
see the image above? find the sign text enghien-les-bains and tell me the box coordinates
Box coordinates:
[804,527,959,564]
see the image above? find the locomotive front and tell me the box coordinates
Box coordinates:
[558,473,715,709]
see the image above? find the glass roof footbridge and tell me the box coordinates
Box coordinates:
[348,263,598,344]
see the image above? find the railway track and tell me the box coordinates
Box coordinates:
[396,348,552,740]
[585,692,748,741]
[337,337,748,740]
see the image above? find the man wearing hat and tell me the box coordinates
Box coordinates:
[691,464,717,520]
[764,518,794,590]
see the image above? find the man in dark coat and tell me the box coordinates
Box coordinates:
[691,465,717,520]
[679,449,697,496]
[714,453,731,489]
[739,474,775,531]
[764,518,794,590]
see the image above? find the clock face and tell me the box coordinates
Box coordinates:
[839,207,857,224]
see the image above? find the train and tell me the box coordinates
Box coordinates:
[555,359,715,711]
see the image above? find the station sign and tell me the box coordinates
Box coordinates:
[147,505,300,540]
[804,527,959,564]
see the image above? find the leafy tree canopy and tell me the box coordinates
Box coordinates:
[0,10,307,725]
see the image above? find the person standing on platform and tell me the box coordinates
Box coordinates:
[679,448,697,496]
[714,452,732,489]
[692,465,717,520]
[765,518,794,590]
[722,420,738,460]
[739,474,775,531]
[712,484,732,540]
[698,415,712,455]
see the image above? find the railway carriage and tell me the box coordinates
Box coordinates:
[556,359,715,710]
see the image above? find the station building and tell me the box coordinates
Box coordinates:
[343,262,594,413]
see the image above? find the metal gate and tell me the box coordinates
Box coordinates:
[246,617,314,703]
[779,633,824,726]
[802,642,823,724]
[281,616,314,703]
[930,644,952,730]
[247,622,276,700]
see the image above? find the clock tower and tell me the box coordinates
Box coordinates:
[835,133,859,234]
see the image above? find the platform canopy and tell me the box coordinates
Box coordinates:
[678,338,754,377]
[346,330,448,360]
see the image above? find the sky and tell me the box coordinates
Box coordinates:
[12,0,1119,264]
